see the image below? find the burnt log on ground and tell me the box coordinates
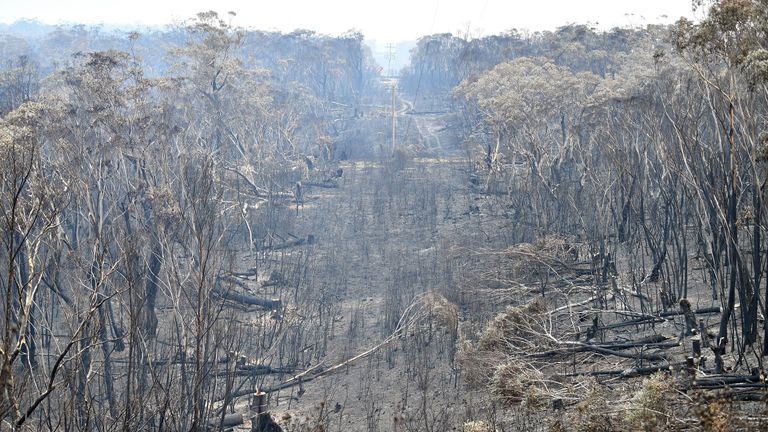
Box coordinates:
[599,306,721,330]
[534,335,677,359]
[259,235,315,252]
[560,363,681,378]
[113,355,235,367]
[218,274,249,288]
[618,364,676,377]
[208,413,243,428]
[112,356,289,375]
[533,341,668,361]
[599,316,667,330]
[693,383,768,389]
[262,237,304,250]
[691,374,763,388]
[656,306,721,318]
[731,392,768,401]
[213,288,282,310]
[217,365,295,377]
[304,180,338,188]
[593,334,672,349]
[575,369,764,386]
[230,267,259,278]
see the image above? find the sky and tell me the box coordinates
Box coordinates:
[1,0,701,43]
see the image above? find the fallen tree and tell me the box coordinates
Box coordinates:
[221,291,457,401]
[599,306,720,330]
[212,288,282,310]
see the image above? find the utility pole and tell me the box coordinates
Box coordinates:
[391,81,396,156]
[385,43,396,77]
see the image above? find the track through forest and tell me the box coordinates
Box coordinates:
[251,107,476,431]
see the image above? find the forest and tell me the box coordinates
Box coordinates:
[3,1,768,431]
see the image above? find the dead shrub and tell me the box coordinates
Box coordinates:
[491,361,546,406]
[690,390,743,432]
[567,380,616,432]
[476,297,548,353]
[456,334,498,388]
[505,235,577,280]
[459,297,553,391]
[624,373,680,431]
[422,290,459,338]
[463,420,492,432]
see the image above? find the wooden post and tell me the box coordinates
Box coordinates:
[679,299,697,336]
[692,336,702,358]
[713,337,726,374]
[686,356,696,381]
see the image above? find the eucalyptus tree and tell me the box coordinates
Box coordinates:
[455,57,601,237]
[0,102,69,427]
[0,55,38,116]
[662,0,768,368]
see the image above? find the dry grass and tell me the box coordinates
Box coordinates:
[690,390,744,432]
[421,290,459,338]
[491,361,547,406]
[624,373,680,431]
[463,420,492,432]
[567,380,616,432]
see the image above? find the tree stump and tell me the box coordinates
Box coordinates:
[679,299,698,337]
[252,413,282,432]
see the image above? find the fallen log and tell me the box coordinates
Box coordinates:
[550,296,601,314]
[304,180,338,188]
[693,383,768,390]
[230,267,259,278]
[600,317,666,330]
[208,413,243,428]
[534,335,675,358]
[692,374,762,388]
[224,293,431,401]
[534,341,668,361]
[238,364,293,373]
[594,334,670,349]
[217,365,295,377]
[659,306,720,318]
[213,289,281,310]
[619,364,676,377]
[113,355,236,367]
[262,238,304,250]
[218,274,249,288]
[560,363,680,378]
[732,392,767,401]
[259,235,315,251]
[599,306,720,330]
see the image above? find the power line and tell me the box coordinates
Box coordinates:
[385,43,396,76]
[402,0,440,144]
